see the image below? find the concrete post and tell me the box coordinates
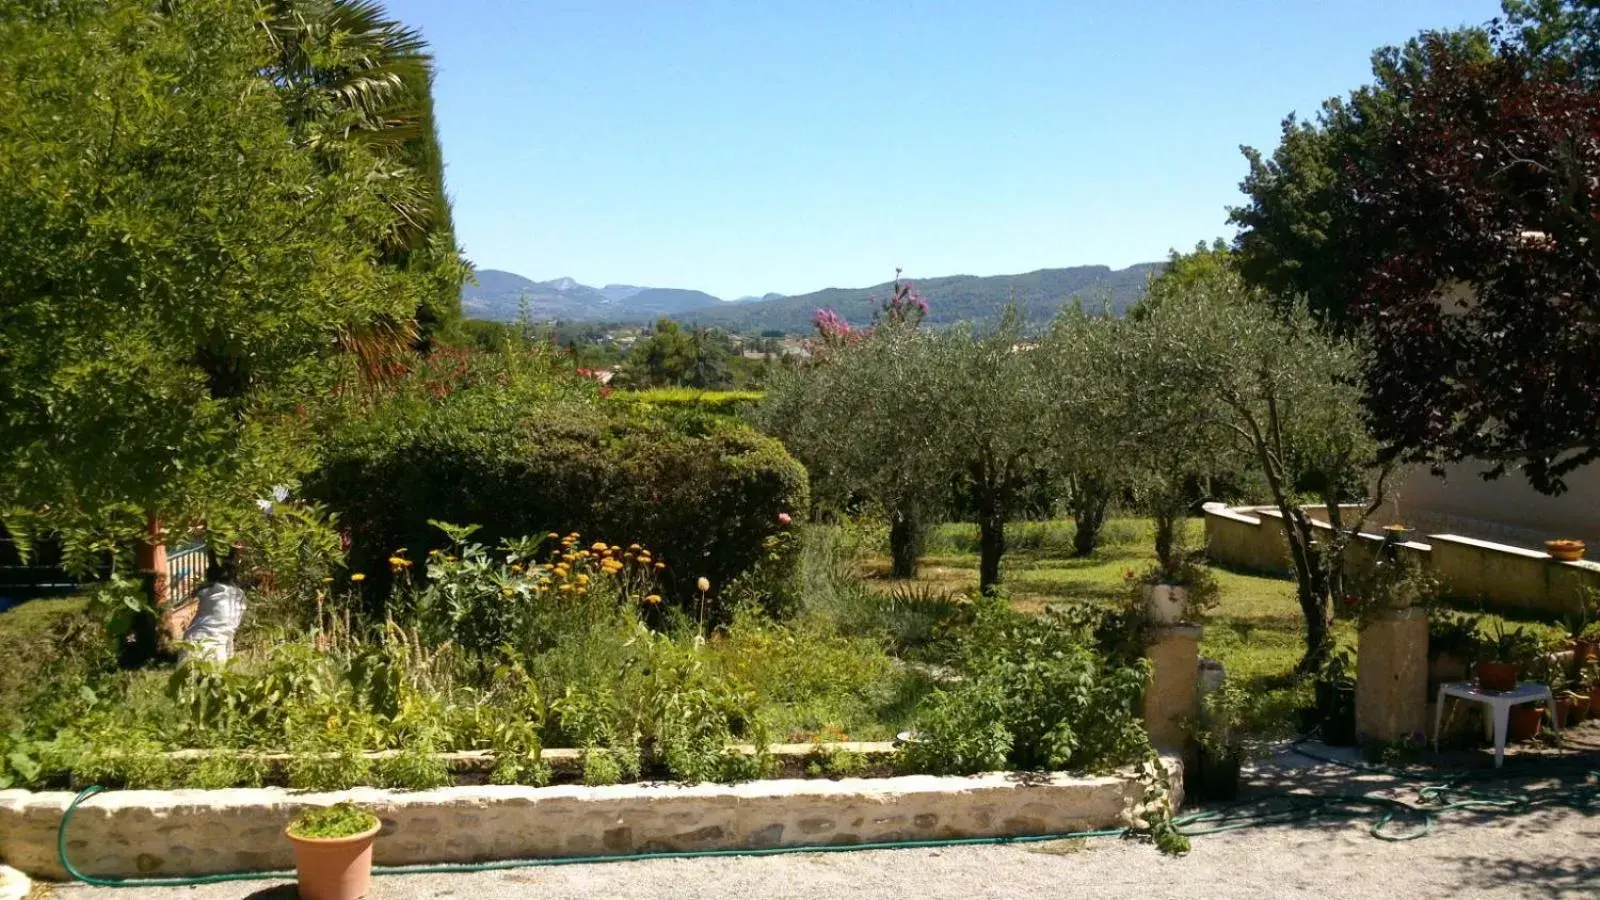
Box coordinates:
[1144,624,1202,750]
[1355,606,1429,743]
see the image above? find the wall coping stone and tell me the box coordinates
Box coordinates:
[0,759,1182,881]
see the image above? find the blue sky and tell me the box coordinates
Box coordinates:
[388,0,1503,299]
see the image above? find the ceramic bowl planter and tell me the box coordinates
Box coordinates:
[1142,583,1188,625]
[1545,539,1586,562]
[287,805,382,900]
[1474,661,1518,693]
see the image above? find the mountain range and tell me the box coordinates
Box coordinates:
[461,263,1162,332]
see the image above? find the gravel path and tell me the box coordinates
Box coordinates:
[43,747,1600,900]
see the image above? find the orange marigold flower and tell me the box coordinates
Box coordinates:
[644,594,662,605]
[350,573,366,583]
[655,562,666,570]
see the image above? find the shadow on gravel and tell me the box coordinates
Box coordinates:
[1441,853,1600,899]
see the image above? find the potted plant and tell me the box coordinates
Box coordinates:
[1381,523,1415,547]
[1312,649,1358,746]
[1579,621,1600,669]
[286,802,382,900]
[1343,557,1437,629]
[1474,622,1537,693]
[1545,539,1586,562]
[1186,683,1252,802]
[1134,551,1219,626]
[1427,610,1481,687]
[1582,658,1600,716]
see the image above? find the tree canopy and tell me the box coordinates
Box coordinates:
[0,0,443,547]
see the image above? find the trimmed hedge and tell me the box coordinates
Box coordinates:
[306,399,808,609]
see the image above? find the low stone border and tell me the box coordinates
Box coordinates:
[0,758,1180,880]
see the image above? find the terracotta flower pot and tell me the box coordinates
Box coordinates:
[1429,653,1469,686]
[288,819,381,900]
[1545,539,1586,562]
[1507,704,1544,742]
[1553,696,1575,728]
[1475,661,1518,693]
[1590,686,1600,716]
[1574,638,1598,667]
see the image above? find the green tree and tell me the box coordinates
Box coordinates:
[1229,30,1489,326]
[625,319,734,389]
[261,0,467,347]
[1048,268,1250,574]
[0,0,421,550]
[761,321,947,577]
[1505,0,1600,80]
[1125,271,1388,671]
[926,312,1053,590]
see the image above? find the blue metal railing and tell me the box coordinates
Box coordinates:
[165,541,209,603]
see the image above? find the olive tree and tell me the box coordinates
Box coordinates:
[1126,271,1391,670]
[761,320,949,577]
[925,311,1055,590]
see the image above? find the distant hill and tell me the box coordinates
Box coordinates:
[460,264,1161,330]
[680,265,1162,333]
[619,288,723,318]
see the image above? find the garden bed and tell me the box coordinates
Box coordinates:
[0,757,1181,880]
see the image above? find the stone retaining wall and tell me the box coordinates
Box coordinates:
[1203,502,1599,616]
[0,763,1178,880]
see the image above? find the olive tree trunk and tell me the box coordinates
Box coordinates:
[888,509,925,579]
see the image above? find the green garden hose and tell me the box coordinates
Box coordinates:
[55,747,1600,889]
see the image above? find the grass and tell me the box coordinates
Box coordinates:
[0,593,87,641]
[864,517,1349,690]
[0,594,91,730]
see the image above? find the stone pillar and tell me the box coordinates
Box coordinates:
[1355,606,1428,743]
[1144,624,1202,750]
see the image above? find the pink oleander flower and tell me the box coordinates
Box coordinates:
[778,512,792,526]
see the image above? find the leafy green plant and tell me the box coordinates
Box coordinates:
[900,605,1149,775]
[1340,557,1439,628]
[1479,621,1542,667]
[71,725,175,790]
[0,731,43,789]
[375,743,450,791]
[1428,610,1483,661]
[185,752,268,790]
[288,803,379,840]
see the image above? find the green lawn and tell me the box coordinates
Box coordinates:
[864,517,1351,690]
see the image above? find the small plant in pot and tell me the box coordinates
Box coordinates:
[1132,550,1219,627]
[1341,556,1437,630]
[1474,622,1539,694]
[1427,610,1481,686]
[1185,683,1253,803]
[286,802,381,900]
[1311,649,1358,746]
[1581,658,1600,717]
